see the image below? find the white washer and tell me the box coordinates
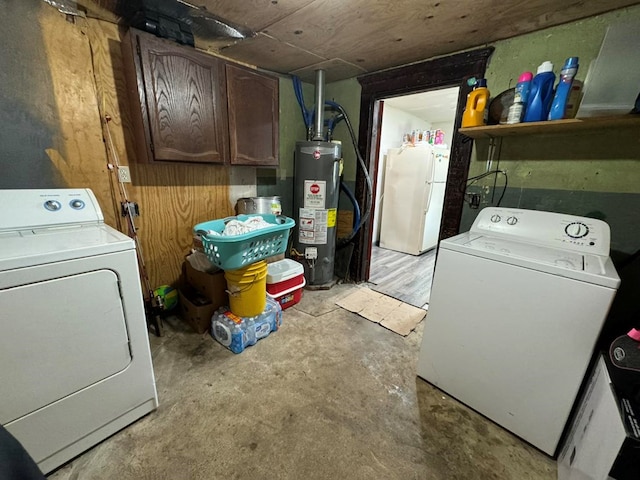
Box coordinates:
[0,189,158,474]
[417,207,620,456]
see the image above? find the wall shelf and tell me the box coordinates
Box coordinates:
[458,115,640,139]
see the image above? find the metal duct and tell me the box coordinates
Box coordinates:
[313,69,325,141]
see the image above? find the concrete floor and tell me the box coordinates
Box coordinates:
[49,283,556,479]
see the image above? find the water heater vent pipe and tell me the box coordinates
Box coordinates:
[313,69,325,141]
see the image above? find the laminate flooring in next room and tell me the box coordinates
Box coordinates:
[49,283,556,480]
[368,245,436,309]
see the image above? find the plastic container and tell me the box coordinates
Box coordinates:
[194,214,295,270]
[523,61,556,122]
[224,261,268,317]
[461,79,490,128]
[266,259,304,284]
[548,57,579,120]
[267,276,306,310]
[266,259,306,309]
[211,297,283,354]
[506,71,533,124]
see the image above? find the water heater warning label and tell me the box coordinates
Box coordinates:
[304,180,326,209]
[299,208,327,244]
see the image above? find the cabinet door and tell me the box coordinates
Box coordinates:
[126,30,229,164]
[226,64,279,166]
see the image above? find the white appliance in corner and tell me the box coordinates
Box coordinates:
[0,189,158,474]
[379,144,449,255]
[417,207,620,456]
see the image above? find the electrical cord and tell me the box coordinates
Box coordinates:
[461,169,508,207]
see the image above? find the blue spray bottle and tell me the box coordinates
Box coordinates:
[548,57,579,121]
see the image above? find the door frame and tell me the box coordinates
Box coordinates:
[352,47,494,282]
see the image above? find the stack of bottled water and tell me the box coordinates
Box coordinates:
[211,296,282,353]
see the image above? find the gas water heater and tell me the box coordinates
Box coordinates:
[293,70,342,286]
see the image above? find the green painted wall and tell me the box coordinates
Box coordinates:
[256,76,309,216]
[324,78,362,183]
[462,5,640,262]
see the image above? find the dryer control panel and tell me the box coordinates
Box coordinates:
[470,207,611,256]
[0,189,103,232]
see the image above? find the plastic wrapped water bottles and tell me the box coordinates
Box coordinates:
[211,296,282,353]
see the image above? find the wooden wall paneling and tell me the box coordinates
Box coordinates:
[84,18,234,288]
[38,9,116,227]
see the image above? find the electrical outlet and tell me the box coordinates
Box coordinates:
[118,166,132,183]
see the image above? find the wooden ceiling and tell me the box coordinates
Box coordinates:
[78,0,640,82]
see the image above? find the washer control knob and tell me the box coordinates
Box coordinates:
[490,214,501,223]
[70,199,85,209]
[565,222,589,239]
[506,216,518,225]
[44,200,61,211]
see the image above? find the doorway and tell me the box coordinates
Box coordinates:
[368,87,459,309]
[352,47,494,283]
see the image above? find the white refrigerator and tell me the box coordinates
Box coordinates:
[379,144,449,255]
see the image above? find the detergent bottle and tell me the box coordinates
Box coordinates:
[523,61,555,122]
[461,79,490,128]
[548,57,579,120]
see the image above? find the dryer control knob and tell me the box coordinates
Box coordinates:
[490,214,501,223]
[44,200,61,211]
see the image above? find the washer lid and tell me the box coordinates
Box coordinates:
[0,224,133,271]
[440,232,620,289]
[466,236,586,271]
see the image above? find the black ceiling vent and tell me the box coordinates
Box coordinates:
[131,6,195,46]
[101,0,254,47]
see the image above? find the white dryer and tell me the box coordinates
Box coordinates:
[417,207,620,456]
[0,189,158,474]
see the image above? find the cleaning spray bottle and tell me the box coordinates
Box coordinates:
[523,61,555,122]
[548,57,579,120]
[506,71,533,124]
[462,79,490,128]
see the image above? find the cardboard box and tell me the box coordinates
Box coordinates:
[183,260,228,308]
[557,354,640,480]
[178,285,217,334]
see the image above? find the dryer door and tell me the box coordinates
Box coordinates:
[0,269,131,424]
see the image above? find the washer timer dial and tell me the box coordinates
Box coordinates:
[565,222,589,239]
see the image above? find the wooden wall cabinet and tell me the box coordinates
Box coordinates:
[122,29,280,166]
[226,63,279,166]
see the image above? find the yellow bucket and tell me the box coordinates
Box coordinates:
[224,261,267,317]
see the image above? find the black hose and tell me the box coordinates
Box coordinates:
[326,101,373,246]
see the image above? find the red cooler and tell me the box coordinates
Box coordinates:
[266,259,305,310]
